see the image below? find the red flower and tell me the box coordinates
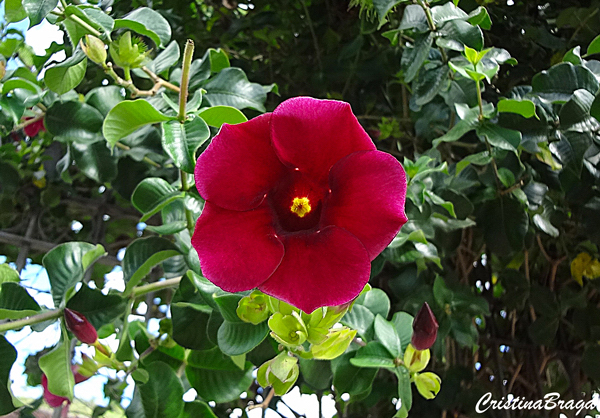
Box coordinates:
[192,97,407,313]
[411,302,439,350]
[41,366,89,407]
[23,117,45,137]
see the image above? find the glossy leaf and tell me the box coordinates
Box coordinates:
[186,361,254,403]
[0,336,17,415]
[114,7,171,48]
[70,141,118,183]
[45,101,104,144]
[197,106,248,128]
[23,0,59,27]
[44,48,87,94]
[103,100,175,149]
[38,335,74,401]
[0,282,41,320]
[203,68,268,112]
[123,237,181,294]
[66,284,127,330]
[126,361,184,418]
[131,178,185,222]
[42,243,106,307]
[497,98,537,119]
[161,116,210,173]
[374,315,402,358]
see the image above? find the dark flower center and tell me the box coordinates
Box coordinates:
[268,169,326,233]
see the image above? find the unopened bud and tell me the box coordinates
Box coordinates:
[411,302,438,351]
[237,290,270,325]
[41,373,69,407]
[80,35,107,65]
[64,308,98,344]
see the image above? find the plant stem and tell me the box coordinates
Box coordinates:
[300,0,323,73]
[114,141,161,168]
[142,66,180,93]
[67,13,102,38]
[180,171,195,231]
[12,113,45,133]
[130,276,182,299]
[178,40,195,123]
[0,309,63,333]
[475,80,484,120]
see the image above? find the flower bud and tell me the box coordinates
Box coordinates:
[64,308,98,344]
[268,312,308,347]
[80,35,107,65]
[237,290,270,325]
[257,352,299,396]
[403,344,430,373]
[414,372,442,400]
[411,302,438,351]
[23,116,45,137]
[108,31,149,69]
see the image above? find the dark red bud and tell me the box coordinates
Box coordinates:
[23,117,45,137]
[64,308,98,344]
[411,302,439,350]
[41,373,69,408]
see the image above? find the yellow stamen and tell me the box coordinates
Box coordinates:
[290,197,312,218]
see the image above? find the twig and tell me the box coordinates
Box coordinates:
[113,141,162,168]
[130,276,182,299]
[248,388,275,410]
[0,309,63,333]
[12,113,45,133]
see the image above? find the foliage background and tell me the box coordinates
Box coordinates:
[2,0,600,417]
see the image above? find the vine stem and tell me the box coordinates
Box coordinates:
[68,14,102,39]
[114,141,161,168]
[180,171,195,231]
[475,79,484,120]
[0,309,63,333]
[11,113,45,133]
[130,276,182,299]
[178,39,195,123]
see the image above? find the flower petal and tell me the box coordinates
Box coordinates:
[323,150,407,260]
[195,113,286,211]
[259,226,370,313]
[192,201,284,292]
[271,97,375,185]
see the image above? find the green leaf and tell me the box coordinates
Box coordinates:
[103,100,174,149]
[2,78,41,95]
[85,86,124,117]
[44,48,87,95]
[0,264,20,284]
[478,196,528,255]
[0,282,41,320]
[131,178,185,222]
[126,362,184,418]
[587,34,600,56]
[45,100,104,144]
[197,106,248,128]
[438,20,484,51]
[208,48,230,73]
[114,7,171,48]
[299,358,332,390]
[0,336,17,415]
[563,46,583,65]
[373,0,406,27]
[217,321,269,356]
[66,284,127,330]
[123,237,181,294]
[374,315,402,358]
[431,2,468,26]
[5,0,27,23]
[38,335,74,400]
[402,33,433,83]
[148,41,180,75]
[476,121,521,151]
[467,6,492,30]
[341,304,375,340]
[23,0,59,27]
[391,312,414,352]
[180,401,218,418]
[532,62,599,103]
[559,88,595,128]
[398,5,427,32]
[161,116,210,173]
[497,98,537,119]
[43,243,106,307]
[186,361,254,403]
[413,64,450,107]
[203,68,267,112]
[350,341,396,369]
[359,288,391,319]
[70,141,118,183]
[331,352,377,396]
